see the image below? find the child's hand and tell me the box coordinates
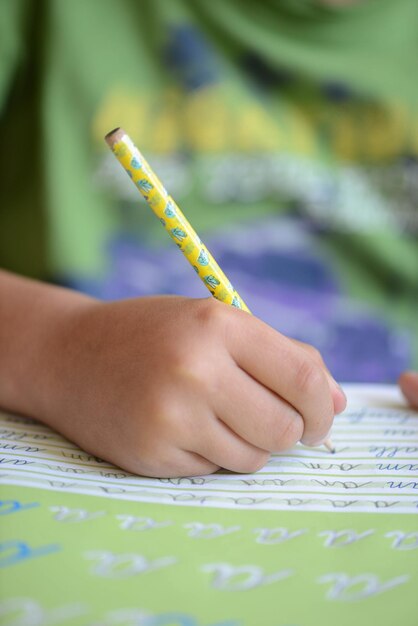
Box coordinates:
[41,296,346,477]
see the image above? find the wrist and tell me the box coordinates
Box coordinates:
[0,271,97,422]
[26,290,98,428]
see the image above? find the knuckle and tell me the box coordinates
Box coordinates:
[169,344,221,397]
[174,352,213,396]
[144,397,186,445]
[272,412,304,451]
[194,298,218,324]
[194,297,227,331]
[305,345,323,365]
[295,358,324,396]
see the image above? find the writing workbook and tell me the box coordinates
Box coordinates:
[0,385,417,626]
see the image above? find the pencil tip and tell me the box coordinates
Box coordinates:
[323,438,336,454]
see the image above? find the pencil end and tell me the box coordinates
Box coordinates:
[105,127,125,148]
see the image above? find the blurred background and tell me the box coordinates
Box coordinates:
[1,0,417,382]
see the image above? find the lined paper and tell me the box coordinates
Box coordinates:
[1,385,417,513]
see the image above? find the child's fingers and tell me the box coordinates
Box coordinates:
[192,414,270,474]
[226,312,334,446]
[290,339,347,414]
[213,366,304,452]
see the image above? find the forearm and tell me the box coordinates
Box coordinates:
[0,270,95,419]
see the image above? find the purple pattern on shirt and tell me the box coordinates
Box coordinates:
[66,216,411,383]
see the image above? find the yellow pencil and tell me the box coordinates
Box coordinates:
[105,127,335,453]
[105,127,250,312]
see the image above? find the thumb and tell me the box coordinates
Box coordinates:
[398,371,418,409]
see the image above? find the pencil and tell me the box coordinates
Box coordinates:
[105,127,335,453]
[105,128,250,312]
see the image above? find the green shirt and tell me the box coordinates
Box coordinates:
[1,0,417,379]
